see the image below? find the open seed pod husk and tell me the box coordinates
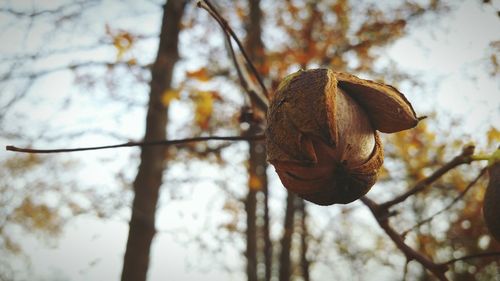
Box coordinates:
[483,160,500,242]
[266,68,419,205]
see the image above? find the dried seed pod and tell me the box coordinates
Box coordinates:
[483,161,500,242]
[266,69,419,205]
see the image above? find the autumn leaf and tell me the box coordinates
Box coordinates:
[249,174,262,190]
[487,127,500,145]
[192,91,216,129]
[161,89,181,106]
[12,198,61,235]
[186,68,210,82]
[127,58,137,66]
[106,25,135,60]
[235,4,246,19]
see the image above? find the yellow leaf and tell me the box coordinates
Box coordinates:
[161,89,180,106]
[111,31,134,60]
[487,127,500,145]
[193,91,214,129]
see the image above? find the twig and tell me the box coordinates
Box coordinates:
[6,134,265,154]
[401,168,487,237]
[0,1,96,18]
[440,252,500,265]
[202,0,268,97]
[361,197,449,281]
[0,61,146,83]
[196,0,269,111]
[402,258,410,281]
[379,145,476,211]
[218,14,268,112]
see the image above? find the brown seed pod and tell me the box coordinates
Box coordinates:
[266,69,419,205]
[483,161,500,242]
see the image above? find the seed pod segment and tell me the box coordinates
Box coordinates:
[266,68,419,205]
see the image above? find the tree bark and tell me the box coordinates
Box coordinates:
[121,1,186,281]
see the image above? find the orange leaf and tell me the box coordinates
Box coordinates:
[186,68,210,82]
[249,174,262,190]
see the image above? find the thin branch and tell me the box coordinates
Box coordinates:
[402,258,410,281]
[226,32,269,112]
[379,145,476,210]
[0,77,35,122]
[203,6,267,111]
[441,251,500,265]
[0,41,105,62]
[361,196,449,281]
[401,168,487,237]
[197,0,269,111]
[202,0,268,97]
[0,61,147,83]
[6,134,265,154]
[0,1,96,18]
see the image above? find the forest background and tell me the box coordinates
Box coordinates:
[0,0,499,280]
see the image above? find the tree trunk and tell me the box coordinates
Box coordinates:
[262,174,272,281]
[121,1,186,281]
[298,199,310,281]
[245,179,258,281]
[279,192,297,281]
[244,1,270,281]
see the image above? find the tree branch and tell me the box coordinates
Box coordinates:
[401,167,487,237]
[361,196,449,281]
[0,1,97,18]
[197,0,269,112]
[5,134,265,154]
[0,61,147,83]
[379,145,476,211]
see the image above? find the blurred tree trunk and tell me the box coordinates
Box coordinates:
[279,193,297,281]
[244,1,270,281]
[121,1,186,281]
[298,199,310,281]
[245,162,258,281]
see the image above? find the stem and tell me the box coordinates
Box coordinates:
[470,155,491,161]
[5,134,265,154]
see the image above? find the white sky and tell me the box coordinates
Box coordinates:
[1,0,499,280]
